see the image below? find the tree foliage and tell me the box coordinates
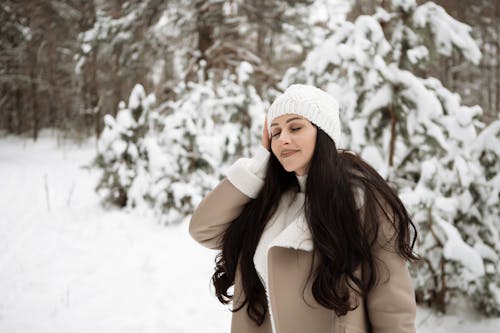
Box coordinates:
[282,0,500,316]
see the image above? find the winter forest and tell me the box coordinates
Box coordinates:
[1,0,500,332]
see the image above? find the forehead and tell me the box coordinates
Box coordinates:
[270,114,307,126]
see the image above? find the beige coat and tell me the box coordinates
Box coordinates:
[190,178,417,333]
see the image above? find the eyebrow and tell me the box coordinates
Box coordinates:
[270,117,305,127]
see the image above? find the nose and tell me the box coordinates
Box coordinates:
[276,131,291,145]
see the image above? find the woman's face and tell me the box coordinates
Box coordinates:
[270,114,317,176]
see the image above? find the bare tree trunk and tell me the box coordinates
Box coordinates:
[14,88,21,134]
[78,0,100,138]
[30,65,39,141]
[15,88,23,135]
[255,0,269,63]
[112,48,122,117]
[12,45,24,135]
[479,23,486,113]
[46,42,57,128]
[196,0,214,57]
[487,56,493,118]
[90,50,100,138]
[1,86,12,133]
[496,1,500,119]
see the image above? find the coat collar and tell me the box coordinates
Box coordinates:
[267,181,365,253]
[268,191,314,252]
[269,173,312,252]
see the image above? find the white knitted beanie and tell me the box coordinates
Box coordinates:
[267,84,341,144]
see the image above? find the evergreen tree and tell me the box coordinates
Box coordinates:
[91,84,155,208]
[141,61,267,224]
[92,61,266,224]
[282,0,500,316]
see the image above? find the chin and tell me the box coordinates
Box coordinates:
[283,165,298,173]
[279,163,291,172]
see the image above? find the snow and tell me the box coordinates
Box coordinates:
[407,46,429,64]
[361,145,387,178]
[353,16,392,65]
[308,0,350,30]
[303,14,393,76]
[361,84,393,116]
[393,0,417,12]
[0,133,230,333]
[115,109,136,129]
[395,68,444,123]
[151,59,165,87]
[434,215,485,280]
[128,84,146,111]
[81,43,92,54]
[74,56,85,75]
[471,120,500,155]
[1,133,499,332]
[416,305,500,333]
[474,242,499,262]
[348,118,368,151]
[413,2,481,64]
[373,7,393,23]
[491,284,500,306]
[454,155,473,187]
[434,196,458,217]
[237,61,253,84]
[303,24,351,73]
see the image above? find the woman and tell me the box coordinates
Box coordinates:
[190,84,419,333]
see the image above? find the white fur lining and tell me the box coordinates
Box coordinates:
[267,201,313,252]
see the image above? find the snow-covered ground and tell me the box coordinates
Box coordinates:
[1,132,499,333]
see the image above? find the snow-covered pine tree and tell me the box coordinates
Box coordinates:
[91,84,155,208]
[281,0,500,316]
[140,61,266,224]
[464,118,500,315]
[90,59,269,224]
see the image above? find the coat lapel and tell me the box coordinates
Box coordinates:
[268,192,313,252]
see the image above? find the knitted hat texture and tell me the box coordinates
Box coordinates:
[267,84,341,144]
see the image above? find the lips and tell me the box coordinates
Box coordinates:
[281,150,298,157]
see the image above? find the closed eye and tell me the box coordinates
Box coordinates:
[271,127,302,138]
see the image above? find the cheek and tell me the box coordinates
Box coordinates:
[270,140,279,156]
[306,134,317,156]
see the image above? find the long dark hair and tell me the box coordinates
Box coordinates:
[212,127,419,325]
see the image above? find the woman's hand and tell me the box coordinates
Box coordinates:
[261,116,270,150]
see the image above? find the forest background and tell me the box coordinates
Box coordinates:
[1,0,500,331]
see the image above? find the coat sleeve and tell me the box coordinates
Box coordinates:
[365,205,417,333]
[189,145,270,250]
